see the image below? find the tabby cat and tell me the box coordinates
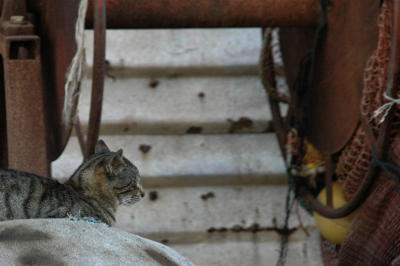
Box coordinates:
[0,140,143,226]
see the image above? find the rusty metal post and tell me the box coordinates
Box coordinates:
[37,0,83,161]
[84,0,319,28]
[85,0,106,158]
[0,49,6,168]
[0,0,50,176]
[1,35,49,176]
[324,154,333,207]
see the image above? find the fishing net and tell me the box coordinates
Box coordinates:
[336,0,392,200]
[323,0,400,264]
[262,1,400,263]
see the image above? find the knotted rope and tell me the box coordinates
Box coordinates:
[373,92,400,123]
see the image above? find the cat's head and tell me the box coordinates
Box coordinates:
[69,140,144,207]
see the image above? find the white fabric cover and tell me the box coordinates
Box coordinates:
[0,218,194,266]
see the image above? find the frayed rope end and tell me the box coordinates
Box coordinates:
[372,91,400,123]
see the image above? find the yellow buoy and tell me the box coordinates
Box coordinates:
[313,182,358,244]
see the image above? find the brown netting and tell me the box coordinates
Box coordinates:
[336,126,371,200]
[320,238,340,266]
[339,174,400,265]
[336,0,393,200]
[327,0,400,264]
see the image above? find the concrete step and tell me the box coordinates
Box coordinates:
[114,185,317,266]
[115,185,314,236]
[52,134,286,184]
[85,29,262,68]
[79,28,288,135]
[170,230,322,266]
[78,76,275,135]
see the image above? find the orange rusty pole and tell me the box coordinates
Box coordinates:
[85,0,320,28]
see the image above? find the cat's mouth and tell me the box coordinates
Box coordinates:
[120,194,143,206]
[138,186,145,198]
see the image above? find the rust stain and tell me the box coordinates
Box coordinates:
[228,117,253,133]
[139,144,152,154]
[186,126,202,134]
[207,223,298,236]
[148,191,158,201]
[200,192,215,201]
[149,79,159,88]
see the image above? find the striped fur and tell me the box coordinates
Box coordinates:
[0,140,143,226]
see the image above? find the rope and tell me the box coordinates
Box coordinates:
[370,147,400,192]
[276,183,296,266]
[275,2,329,263]
[372,92,400,123]
[62,0,88,127]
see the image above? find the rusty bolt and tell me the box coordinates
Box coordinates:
[10,16,25,24]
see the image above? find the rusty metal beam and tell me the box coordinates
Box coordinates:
[83,0,319,29]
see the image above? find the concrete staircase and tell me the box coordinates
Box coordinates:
[52,29,322,266]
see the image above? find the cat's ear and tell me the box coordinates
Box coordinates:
[116,149,123,157]
[105,150,123,175]
[95,139,110,153]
